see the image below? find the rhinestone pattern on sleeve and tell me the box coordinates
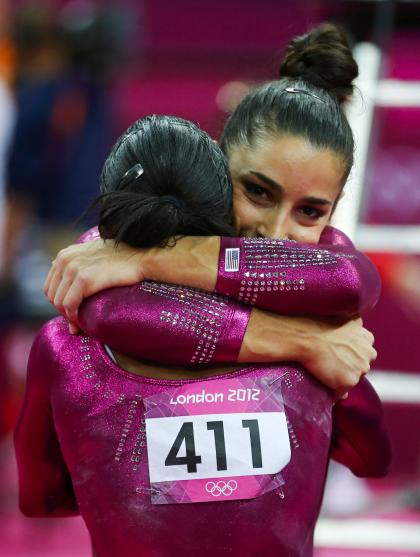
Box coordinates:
[141,282,229,364]
[237,238,340,305]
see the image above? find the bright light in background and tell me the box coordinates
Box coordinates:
[216,80,250,114]
[332,42,382,240]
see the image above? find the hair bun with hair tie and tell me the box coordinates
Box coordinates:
[159,195,186,211]
[279,22,358,104]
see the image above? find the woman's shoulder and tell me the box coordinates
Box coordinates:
[34,316,75,363]
[26,317,78,390]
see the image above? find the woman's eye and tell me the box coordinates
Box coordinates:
[243,181,271,201]
[299,206,325,219]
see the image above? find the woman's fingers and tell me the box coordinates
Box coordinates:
[62,280,85,325]
[43,261,56,295]
[45,247,74,302]
[47,267,64,306]
[53,274,75,316]
[44,238,145,319]
[333,389,349,403]
[68,321,80,335]
[303,316,377,393]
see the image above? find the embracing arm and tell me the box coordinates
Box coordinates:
[126,226,380,317]
[141,227,380,317]
[79,283,386,477]
[45,226,380,326]
[214,229,380,317]
[79,278,376,395]
[45,226,378,392]
[331,377,392,477]
[14,327,79,517]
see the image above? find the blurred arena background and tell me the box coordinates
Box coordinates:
[0,0,419,555]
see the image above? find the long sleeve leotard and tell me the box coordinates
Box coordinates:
[77,227,391,478]
[15,227,390,556]
[15,317,334,557]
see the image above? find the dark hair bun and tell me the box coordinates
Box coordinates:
[98,191,188,249]
[279,22,358,104]
[97,115,235,249]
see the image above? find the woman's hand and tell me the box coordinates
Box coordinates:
[301,317,377,398]
[44,235,219,332]
[44,239,147,331]
[239,310,377,397]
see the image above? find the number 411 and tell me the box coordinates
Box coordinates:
[165,419,262,473]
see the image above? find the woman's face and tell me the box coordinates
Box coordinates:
[228,134,345,243]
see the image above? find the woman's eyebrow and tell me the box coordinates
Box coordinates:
[302,196,332,206]
[248,171,283,191]
[248,171,332,205]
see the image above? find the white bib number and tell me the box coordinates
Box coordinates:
[146,411,290,483]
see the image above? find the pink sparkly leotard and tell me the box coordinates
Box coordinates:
[77,226,390,478]
[14,226,390,557]
[15,317,333,557]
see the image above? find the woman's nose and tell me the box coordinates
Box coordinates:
[260,213,293,240]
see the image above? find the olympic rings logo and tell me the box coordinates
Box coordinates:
[205,480,238,497]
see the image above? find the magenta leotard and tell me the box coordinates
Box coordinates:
[77,227,390,478]
[15,317,333,557]
[14,227,390,556]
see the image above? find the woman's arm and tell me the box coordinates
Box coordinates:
[44,225,377,392]
[79,282,252,367]
[79,284,385,477]
[14,326,79,517]
[79,282,376,395]
[331,377,392,477]
[214,233,380,317]
[48,228,386,479]
[45,226,380,326]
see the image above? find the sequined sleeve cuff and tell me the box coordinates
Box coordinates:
[80,283,251,366]
[215,235,381,317]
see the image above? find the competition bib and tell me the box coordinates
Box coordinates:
[144,374,290,504]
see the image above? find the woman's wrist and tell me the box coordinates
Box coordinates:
[143,236,221,291]
[248,312,378,395]
[238,308,310,363]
